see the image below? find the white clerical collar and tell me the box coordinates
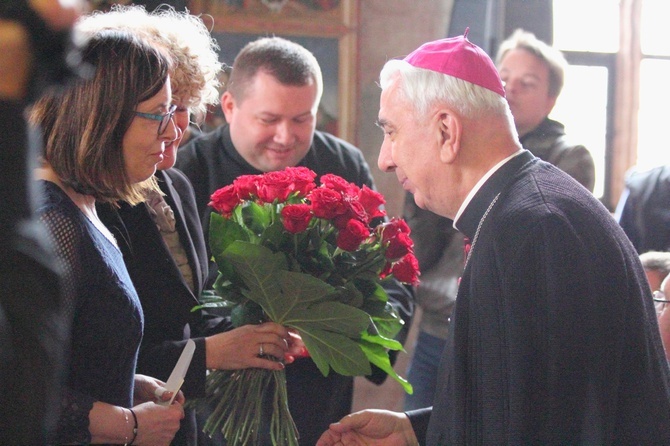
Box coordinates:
[453,149,524,231]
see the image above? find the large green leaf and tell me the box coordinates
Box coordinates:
[273,272,337,322]
[299,328,371,377]
[221,239,410,389]
[283,301,370,336]
[223,241,286,302]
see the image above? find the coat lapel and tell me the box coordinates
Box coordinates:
[158,170,204,299]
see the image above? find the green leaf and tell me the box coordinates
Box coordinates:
[284,302,371,376]
[220,239,411,393]
[273,272,336,322]
[241,201,272,233]
[261,219,291,250]
[332,282,365,308]
[283,301,370,336]
[360,329,403,351]
[359,339,413,394]
[231,301,265,327]
[299,328,371,377]
[370,316,403,340]
[210,213,249,269]
[223,241,287,318]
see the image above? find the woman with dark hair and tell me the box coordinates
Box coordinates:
[31,29,184,445]
[81,7,305,445]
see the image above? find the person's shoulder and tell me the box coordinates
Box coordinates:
[36,180,70,214]
[312,129,363,155]
[163,167,192,186]
[35,181,87,243]
[178,125,226,157]
[625,164,670,189]
[506,160,599,214]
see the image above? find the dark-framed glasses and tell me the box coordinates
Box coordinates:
[134,104,177,136]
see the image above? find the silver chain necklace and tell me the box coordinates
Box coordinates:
[463,192,501,270]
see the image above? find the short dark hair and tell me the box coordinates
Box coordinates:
[227,36,323,104]
[32,29,171,205]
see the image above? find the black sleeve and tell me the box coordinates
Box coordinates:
[406,407,432,445]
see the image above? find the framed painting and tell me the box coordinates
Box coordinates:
[186,0,359,141]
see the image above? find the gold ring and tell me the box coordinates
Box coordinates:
[259,343,264,356]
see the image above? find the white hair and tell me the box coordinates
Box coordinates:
[78,4,223,122]
[380,59,515,131]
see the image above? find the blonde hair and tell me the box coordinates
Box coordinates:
[495,28,568,98]
[78,4,223,122]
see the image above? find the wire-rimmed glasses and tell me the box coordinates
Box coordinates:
[134,104,177,135]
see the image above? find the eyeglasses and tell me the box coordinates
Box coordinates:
[134,104,177,136]
[654,289,669,304]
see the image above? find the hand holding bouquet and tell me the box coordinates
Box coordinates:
[192,167,419,445]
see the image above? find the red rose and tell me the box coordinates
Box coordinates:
[336,219,370,251]
[380,218,411,244]
[309,187,346,219]
[281,204,313,234]
[321,173,360,197]
[391,253,420,285]
[358,186,386,222]
[257,170,294,203]
[288,167,317,197]
[333,199,368,229]
[233,175,260,200]
[385,232,414,261]
[209,185,239,216]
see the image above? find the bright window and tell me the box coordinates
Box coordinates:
[550,65,609,198]
[553,0,670,207]
[553,0,619,53]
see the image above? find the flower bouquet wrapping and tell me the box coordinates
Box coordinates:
[191,166,419,445]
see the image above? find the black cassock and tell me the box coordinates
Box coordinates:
[409,150,670,445]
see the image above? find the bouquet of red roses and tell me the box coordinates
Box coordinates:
[192,166,419,445]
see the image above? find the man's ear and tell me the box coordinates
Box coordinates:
[221,91,235,121]
[437,109,460,164]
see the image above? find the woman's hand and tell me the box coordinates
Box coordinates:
[205,322,308,370]
[132,400,185,446]
[133,374,185,406]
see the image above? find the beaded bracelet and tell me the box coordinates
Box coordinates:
[124,408,138,446]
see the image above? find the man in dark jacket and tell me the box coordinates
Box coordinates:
[496,28,595,192]
[616,165,670,253]
[176,36,413,446]
[318,32,670,446]
[403,28,597,413]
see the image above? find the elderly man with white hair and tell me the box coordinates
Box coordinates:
[317,30,670,446]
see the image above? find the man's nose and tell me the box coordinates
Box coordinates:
[273,121,294,145]
[503,78,520,95]
[377,139,395,172]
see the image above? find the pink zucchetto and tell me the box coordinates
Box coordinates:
[403,28,506,97]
